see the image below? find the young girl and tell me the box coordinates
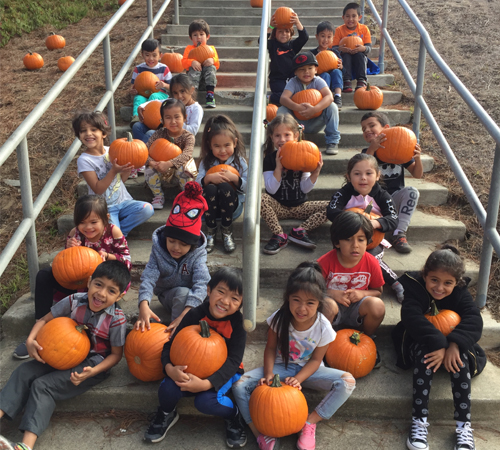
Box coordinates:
[232,262,355,450]
[13,195,131,359]
[196,115,248,254]
[394,245,484,450]
[145,99,197,209]
[262,114,328,255]
[74,110,154,235]
[326,153,404,302]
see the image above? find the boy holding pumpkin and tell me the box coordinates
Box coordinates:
[0,261,130,450]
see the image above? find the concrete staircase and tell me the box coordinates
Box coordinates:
[2,0,499,438]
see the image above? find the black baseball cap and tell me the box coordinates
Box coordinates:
[292,51,319,71]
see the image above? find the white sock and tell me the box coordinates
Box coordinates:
[334,93,341,97]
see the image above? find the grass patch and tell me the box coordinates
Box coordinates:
[0,255,29,314]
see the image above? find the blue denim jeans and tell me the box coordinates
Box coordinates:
[278,103,340,145]
[319,69,344,91]
[108,199,154,237]
[132,122,156,144]
[232,363,355,425]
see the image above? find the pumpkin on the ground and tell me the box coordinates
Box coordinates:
[23,52,44,70]
[425,301,460,336]
[109,132,149,168]
[160,53,184,73]
[170,320,227,379]
[45,33,66,50]
[57,56,75,72]
[266,104,278,123]
[340,34,363,50]
[353,83,383,110]
[134,71,160,98]
[142,101,162,130]
[316,50,339,75]
[347,202,384,250]
[280,129,320,173]
[249,374,308,437]
[274,7,294,29]
[376,126,417,165]
[291,89,323,121]
[149,137,182,162]
[325,329,377,378]
[37,317,91,370]
[125,323,172,381]
[188,43,215,64]
[52,246,102,290]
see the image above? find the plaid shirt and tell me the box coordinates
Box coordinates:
[51,293,127,359]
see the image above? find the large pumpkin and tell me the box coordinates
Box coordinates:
[207,164,240,190]
[280,130,320,173]
[57,56,75,72]
[340,35,363,50]
[249,374,308,438]
[125,323,172,381]
[142,101,162,130]
[266,104,278,122]
[23,52,44,70]
[37,317,91,370]
[274,7,294,29]
[109,132,149,168]
[292,89,323,121]
[52,246,102,290]
[325,329,377,378]
[170,320,227,379]
[376,126,417,165]
[316,50,339,75]
[45,32,66,50]
[188,43,215,64]
[347,202,384,250]
[149,137,182,162]
[134,71,160,98]
[250,0,263,7]
[425,301,460,336]
[353,83,383,110]
[160,53,184,73]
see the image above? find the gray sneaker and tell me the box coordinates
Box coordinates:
[13,342,29,360]
[325,143,339,155]
[144,407,179,443]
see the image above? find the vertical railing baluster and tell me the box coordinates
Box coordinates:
[147,0,154,38]
[413,37,426,141]
[174,0,180,25]
[103,34,116,142]
[378,0,389,74]
[360,0,366,24]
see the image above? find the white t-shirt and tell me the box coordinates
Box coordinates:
[267,310,336,366]
[77,147,132,206]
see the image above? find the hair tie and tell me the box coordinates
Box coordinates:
[263,119,269,128]
[207,127,211,133]
[298,124,305,131]
[104,120,108,125]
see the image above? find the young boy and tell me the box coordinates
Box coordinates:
[181,19,220,108]
[361,112,423,253]
[135,181,211,334]
[332,2,372,92]
[144,267,247,448]
[278,51,340,155]
[310,21,344,110]
[0,261,130,450]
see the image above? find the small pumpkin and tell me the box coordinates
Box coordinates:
[316,50,339,75]
[280,129,320,173]
[160,53,184,73]
[376,126,417,165]
[134,71,160,98]
[424,301,460,336]
[149,137,182,162]
[353,83,383,110]
[37,317,91,370]
[109,132,149,168]
[124,323,172,381]
[188,42,215,64]
[57,56,75,72]
[170,320,227,379]
[119,0,127,5]
[45,32,66,51]
[250,0,263,7]
[347,202,384,250]
[142,101,162,130]
[325,329,377,378]
[52,246,102,290]
[340,34,364,50]
[291,89,323,121]
[23,52,44,70]
[266,104,278,122]
[249,374,308,438]
[274,7,294,29]
[207,164,240,190]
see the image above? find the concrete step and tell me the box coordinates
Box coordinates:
[177,15,345,27]
[182,0,344,6]
[177,6,345,17]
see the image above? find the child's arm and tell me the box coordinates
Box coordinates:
[130,67,139,97]
[182,45,201,72]
[70,345,122,386]
[326,185,350,222]
[136,253,162,331]
[183,103,203,135]
[260,327,278,386]
[406,143,424,179]
[25,311,55,363]
[344,287,383,303]
[290,15,308,53]
[373,190,398,232]
[280,89,304,113]
[99,226,132,269]
[202,47,220,70]
[80,161,133,196]
[306,153,323,185]
[66,227,81,249]
[263,150,283,194]
[169,132,195,168]
[289,343,329,387]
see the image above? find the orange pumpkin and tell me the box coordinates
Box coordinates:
[57,56,75,72]
[316,50,339,75]
[353,83,383,110]
[249,374,308,438]
[23,52,44,70]
[109,132,149,168]
[425,301,460,336]
[37,317,91,370]
[325,329,377,378]
[170,320,227,379]
[119,0,127,5]
[52,246,102,290]
[274,7,294,29]
[149,137,182,162]
[134,71,160,98]
[280,130,320,172]
[347,202,384,250]
[160,53,184,73]
[340,34,364,50]
[292,89,323,121]
[207,164,240,190]
[124,323,172,381]
[266,104,278,123]
[250,0,263,7]
[142,101,162,130]
[188,43,215,64]
[376,126,417,165]
[45,32,66,50]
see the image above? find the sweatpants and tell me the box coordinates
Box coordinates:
[391,186,420,234]
[157,287,190,321]
[203,182,239,228]
[187,65,217,91]
[341,52,368,82]
[269,79,287,106]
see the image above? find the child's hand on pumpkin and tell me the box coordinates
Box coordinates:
[353,44,366,54]
[167,364,190,383]
[191,60,202,71]
[137,106,145,123]
[311,153,323,176]
[135,301,162,332]
[66,237,81,248]
[111,159,134,174]
[270,15,277,28]
[366,133,386,154]
[26,338,45,363]
[202,58,214,67]
[284,377,302,390]
[156,160,174,173]
[275,148,284,171]
[155,80,169,91]
[206,171,230,185]
[299,103,318,120]
[70,366,95,386]
[289,12,300,27]
[258,374,274,386]
[413,143,422,160]
[443,342,463,373]
[370,219,381,230]
[337,58,343,70]
[130,86,138,97]
[176,374,211,393]
[424,348,446,372]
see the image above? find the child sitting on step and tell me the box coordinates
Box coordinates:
[182,19,220,108]
[361,112,423,254]
[135,182,210,335]
[0,261,130,450]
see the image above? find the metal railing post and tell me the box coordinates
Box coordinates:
[378,0,389,74]
[147,0,154,39]
[174,0,179,25]
[360,0,366,24]
[16,138,39,297]
[103,34,117,142]
[412,37,426,140]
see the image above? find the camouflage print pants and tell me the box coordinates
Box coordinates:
[187,64,217,90]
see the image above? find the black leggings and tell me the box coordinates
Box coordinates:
[410,342,472,422]
[203,182,238,228]
[35,267,76,319]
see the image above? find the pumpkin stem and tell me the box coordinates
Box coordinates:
[364,200,374,215]
[349,331,361,345]
[270,374,282,388]
[366,83,371,91]
[199,320,211,338]
[76,324,89,333]
[126,132,133,142]
[197,42,201,47]
[429,300,440,316]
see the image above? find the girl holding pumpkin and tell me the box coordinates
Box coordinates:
[393,245,484,450]
[232,262,355,450]
[196,115,248,254]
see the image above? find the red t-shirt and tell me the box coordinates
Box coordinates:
[317,249,384,291]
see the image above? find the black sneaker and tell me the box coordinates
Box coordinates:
[225,408,247,448]
[263,234,288,255]
[288,228,316,249]
[333,95,342,110]
[407,417,429,450]
[391,232,413,254]
[13,342,29,360]
[373,350,381,369]
[206,93,216,108]
[144,407,179,443]
[455,422,475,450]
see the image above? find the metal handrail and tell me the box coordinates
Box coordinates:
[366,0,500,307]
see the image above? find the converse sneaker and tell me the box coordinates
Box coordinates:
[325,143,339,155]
[263,234,288,255]
[391,232,413,254]
[289,228,317,249]
[407,417,429,450]
[333,95,342,110]
[152,196,164,210]
[342,80,353,93]
[144,407,179,443]
[225,408,247,448]
[455,422,475,450]
[355,79,367,90]
[206,92,216,108]
[13,342,29,360]
[257,434,279,450]
[297,422,316,450]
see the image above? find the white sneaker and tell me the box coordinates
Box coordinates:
[455,422,475,450]
[407,417,429,450]
[152,196,164,210]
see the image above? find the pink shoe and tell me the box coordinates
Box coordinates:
[128,169,138,179]
[257,434,279,450]
[152,196,164,210]
[297,422,316,450]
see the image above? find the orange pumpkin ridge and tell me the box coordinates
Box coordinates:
[23,51,44,70]
[340,34,363,50]
[274,7,294,29]
[149,137,182,162]
[52,246,102,290]
[280,129,320,173]
[160,52,184,73]
[134,71,160,98]
[188,42,215,64]
[291,89,323,121]
[353,83,384,110]
[376,126,417,165]
[57,56,75,72]
[424,301,461,336]
[316,50,339,75]
[109,132,149,168]
[45,32,66,50]
[142,101,162,130]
